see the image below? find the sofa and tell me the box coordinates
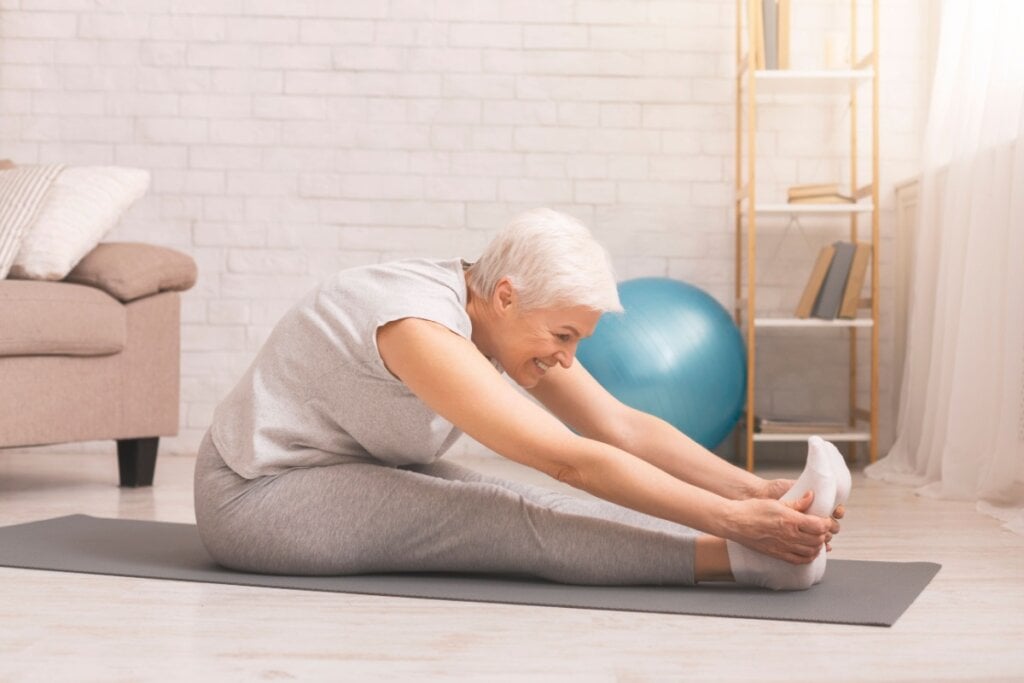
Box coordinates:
[0,242,197,487]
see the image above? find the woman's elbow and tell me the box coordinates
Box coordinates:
[554,463,585,488]
[601,407,645,453]
[529,434,601,490]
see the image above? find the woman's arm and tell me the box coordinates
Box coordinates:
[527,359,763,501]
[377,318,831,563]
[616,408,764,500]
[615,409,844,531]
[529,361,845,537]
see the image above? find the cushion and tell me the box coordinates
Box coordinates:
[8,166,150,281]
[0,164,65,279]
[64,242,198,303]
[0,280,126,358]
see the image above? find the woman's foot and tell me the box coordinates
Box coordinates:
[726,436,839,590]
[824,439,852,508]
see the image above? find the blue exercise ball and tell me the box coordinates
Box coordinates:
[576,277,747,450]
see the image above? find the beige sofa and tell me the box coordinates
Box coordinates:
[0,242,197,487]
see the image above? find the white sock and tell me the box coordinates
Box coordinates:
[726,437,837,590]
[823,440,852,508]
[779,436,838,516]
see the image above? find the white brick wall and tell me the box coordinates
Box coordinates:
[0,0,931,464]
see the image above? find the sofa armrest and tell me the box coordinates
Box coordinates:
[64,242,198,303]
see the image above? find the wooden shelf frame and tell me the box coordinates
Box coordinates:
[751,203,875,215]
[754,431,871,443]
[753,317,874,328]
[734,0,880,470]
[748,68,874,94]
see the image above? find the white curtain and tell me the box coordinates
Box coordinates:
[865,0,1024,533]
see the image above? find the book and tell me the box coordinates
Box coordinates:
[788,194,855,204]
[813,241,857,319]
[777,0,791,69]
[795,244,836,318]
[762,0,778,70]
[838,241,871,318]
[788,183,841,198]
[754,416,848,434]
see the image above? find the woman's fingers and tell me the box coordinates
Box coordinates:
[776,500,835,560]
[788,489,814,511]
[786,532,827,556]
[796,515,832,536]
[761,534,826,563]
[732,498,835,563]
[785,546,823,564]
[774,499,830,546]
[769,478,796,499]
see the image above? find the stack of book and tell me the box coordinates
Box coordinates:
[795,240,871,319]
[752,416,849,434]
[787,183,855,204]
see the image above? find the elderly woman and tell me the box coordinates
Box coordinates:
[194,209,845,590]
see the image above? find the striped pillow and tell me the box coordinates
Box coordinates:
[0,164,65,279]
[9,166,150,281]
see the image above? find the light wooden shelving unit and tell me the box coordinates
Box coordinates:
[734,0,880,471]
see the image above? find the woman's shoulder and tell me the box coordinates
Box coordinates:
[380,257,465,286]
[322,257,466,300]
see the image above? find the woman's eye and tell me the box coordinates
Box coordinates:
[557,334,572,343]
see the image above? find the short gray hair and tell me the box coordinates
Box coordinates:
[466,208,623,313]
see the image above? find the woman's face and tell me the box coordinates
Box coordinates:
[499,304,602,389]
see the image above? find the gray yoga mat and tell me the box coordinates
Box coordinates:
[0,514,939,627]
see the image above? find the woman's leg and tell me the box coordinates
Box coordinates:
[194,434,696,585]
[409,459,734,583]
[404,459,700,539]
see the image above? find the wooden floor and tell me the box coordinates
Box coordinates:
[1,448,1022,682]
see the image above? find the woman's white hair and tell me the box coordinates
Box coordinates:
[466,208,623,313]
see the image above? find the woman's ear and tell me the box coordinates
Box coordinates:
[493,278,516,313]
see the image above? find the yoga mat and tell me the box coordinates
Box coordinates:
[0,515,939,627]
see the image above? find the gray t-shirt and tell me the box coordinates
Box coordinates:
[210,258,483,479]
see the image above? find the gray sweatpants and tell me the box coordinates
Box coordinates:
[193,431,698,585]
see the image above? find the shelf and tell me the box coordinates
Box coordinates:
[754,431,871,443]
[735,0,880,471]
[754,318,873,328]
[749,69,874,95]
[753,203,875,215]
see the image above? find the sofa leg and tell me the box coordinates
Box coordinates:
[117,438,159,487]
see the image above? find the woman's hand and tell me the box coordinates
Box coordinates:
[747,477,795,501]
[747,478,845,552]
[721,492,833,564]
[825,503,844,552]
